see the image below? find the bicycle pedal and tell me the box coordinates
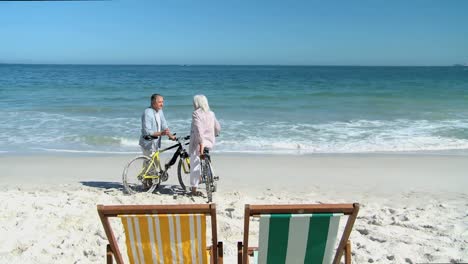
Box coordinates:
[214,176,219,181]
[161,172,169,182]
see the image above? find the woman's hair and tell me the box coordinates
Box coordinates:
[193,94,210,112]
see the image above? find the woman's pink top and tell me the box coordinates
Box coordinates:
[190,108,221,152]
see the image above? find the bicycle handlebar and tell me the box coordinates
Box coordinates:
[143,133,190,144]
[143,135,158,140]
[175,135,190,141]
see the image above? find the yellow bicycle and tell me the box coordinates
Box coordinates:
[122,135,191,194]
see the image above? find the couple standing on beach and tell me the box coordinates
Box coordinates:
[139,93,221,196]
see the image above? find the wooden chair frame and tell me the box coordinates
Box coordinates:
[237,203,360,264]
[97,203,223,264]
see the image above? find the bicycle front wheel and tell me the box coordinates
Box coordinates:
[122,156,160,194]
[177,157,191,191]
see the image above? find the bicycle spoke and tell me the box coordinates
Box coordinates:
[123,156,160,194]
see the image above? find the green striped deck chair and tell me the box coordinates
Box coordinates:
[237,203,359,264]
[97,204,223,264]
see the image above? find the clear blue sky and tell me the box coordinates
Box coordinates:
[1,0,467,65]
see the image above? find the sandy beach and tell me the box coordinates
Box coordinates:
[2,1,468,263]
[1,153,467,263]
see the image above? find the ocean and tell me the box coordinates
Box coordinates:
[1,64,467,155]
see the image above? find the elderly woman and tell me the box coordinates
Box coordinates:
[189,95,221,196]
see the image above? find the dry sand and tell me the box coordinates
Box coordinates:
[0,154,467,263]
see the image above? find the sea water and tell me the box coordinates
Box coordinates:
[1,64,467,155]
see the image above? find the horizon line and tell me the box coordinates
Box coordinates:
[0,62,462,67]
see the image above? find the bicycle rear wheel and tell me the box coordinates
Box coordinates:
[177,157,190,191]
[209,161,217,193]
[122,156,160,194]
[202,159,214,202]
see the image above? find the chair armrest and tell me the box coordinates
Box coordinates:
[217,241,224,264]
[237,241,259,264]
[247,247,258,256]
[237,242,243,264]
[207,242,224,264]
[106,244,113,264]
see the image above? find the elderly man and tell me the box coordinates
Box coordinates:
[139,93,176,157]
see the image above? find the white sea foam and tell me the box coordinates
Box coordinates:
[35,148,140,154]
[119,137,140,147]
[2,109,468,154]
[215,119,468,154]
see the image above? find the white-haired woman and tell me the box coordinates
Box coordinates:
[189,95,221,196]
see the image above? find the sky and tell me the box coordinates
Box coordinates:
[0,0,467,66]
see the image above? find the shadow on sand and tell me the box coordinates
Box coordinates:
[79,181,190,197]
[154,184,188,196]
[80,181,123,191]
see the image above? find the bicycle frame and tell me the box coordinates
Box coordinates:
[140,151,161,180]
[141,138,190,180]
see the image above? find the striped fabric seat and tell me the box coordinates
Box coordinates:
[119,214,209,264]
[255,213,343,264]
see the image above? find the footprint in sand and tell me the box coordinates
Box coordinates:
[225,208,235,218]
[356,228,370,235]
[369,236,387,243]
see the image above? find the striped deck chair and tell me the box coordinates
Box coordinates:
[237,203,359,264]
[97,204,223,264]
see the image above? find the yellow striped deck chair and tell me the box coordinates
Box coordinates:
[237,203,359,264]
[97,204,223,264]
